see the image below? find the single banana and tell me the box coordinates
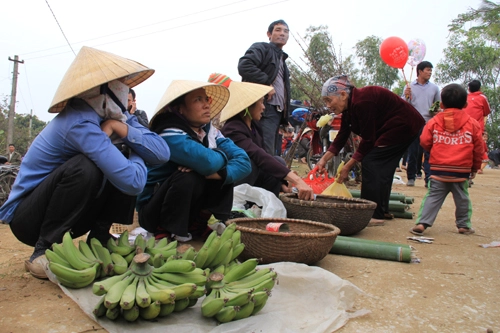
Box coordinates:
[221,247,233,266]
[178,246,196,261]
[51,243,68,261]
[152,271,207,286]
[117,230,134,250]
[45,249,72,268]
[201,290,225,317]
[187,298,198,308]
[222,258,259,283]
[230,243,245,262]
[173,297,190,312]
[57,274,96,289]
[145,236,155,249]
[91,240,114,276]
[219,222,236,245]
[107,237,134,256]
[134,234,146,253]
[220,288,252,307]
[78,240,99,263]
[193,246,210,268]
[226,271,277,290]
[105,306,120,321]
[148,276,197,300]
[123,250,136,265]
[158,302,175,317]
[62,231,94,270]
[233,299,255,321]
[120,276,139,310]
[49,261,98,284]
[251,293,269,315]
[92,270,132,296]
[144,276,175,304]
[211,264,225,275]
[251,291,269,307]
[135,277,152,308]
[203,230,218,248]
[207,238,233,268]
[204,236,221,268]
[224,260,239,275]
[139,300,162,320]
[110,252,129,275]
[190,286,206,299]
[252,277,276,293]
[228,267,275,285]
[146,246,176,259]
[104,275,134,309]
[215,305,238,323]
[152,252,165,269]
[154,237,168,249]
[122,305,140,322]
[92,297,106,317]
[231,229,242,247]
[153,259,196,274]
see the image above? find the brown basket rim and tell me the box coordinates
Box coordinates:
[280,193,377,209]
[226,217,340,238]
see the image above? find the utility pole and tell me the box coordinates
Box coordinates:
[7,55,24,152]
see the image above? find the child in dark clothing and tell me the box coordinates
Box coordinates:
[410,84,484,236]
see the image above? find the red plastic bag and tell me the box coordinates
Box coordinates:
[302,167,335,194]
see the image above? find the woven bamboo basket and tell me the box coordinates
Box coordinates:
[226,217,340,265]
[280,193,377,236]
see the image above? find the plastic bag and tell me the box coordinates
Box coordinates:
[302,168,335,194]
[232,184,287,218]
[321,161,353,198]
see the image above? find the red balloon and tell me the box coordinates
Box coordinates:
[379,36,409,69]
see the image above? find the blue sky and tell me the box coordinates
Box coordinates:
[0,0,478,123]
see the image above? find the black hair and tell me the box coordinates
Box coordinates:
[416,61,433,77]
[468,80,481,93]
[268,20,288,34]
[129,88,136,100]
[8,144,15,147]
[441,83,467,109]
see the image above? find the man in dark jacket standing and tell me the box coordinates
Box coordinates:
[238,19,291,156]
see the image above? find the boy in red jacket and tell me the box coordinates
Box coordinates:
[410,84,484,236]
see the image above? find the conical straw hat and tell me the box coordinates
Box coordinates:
[49,46,154,113]
[152,80,230,123]
[207,73,273,123]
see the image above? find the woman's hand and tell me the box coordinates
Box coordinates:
[316,151,335,173]
[284,171,315,201]
[336,158,356,184]
[178,166,192,173]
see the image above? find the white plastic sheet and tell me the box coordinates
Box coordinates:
[46,262,368,333]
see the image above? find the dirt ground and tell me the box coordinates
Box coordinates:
[0,165,499,333]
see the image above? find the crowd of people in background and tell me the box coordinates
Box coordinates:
[1,19,497,281]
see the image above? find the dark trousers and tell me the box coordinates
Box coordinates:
[139,171,234,236]
[235,156,285,197]
[9,155,136,247]
[260,103,282,156]
[406,128,430,182]
[361,138,416,219]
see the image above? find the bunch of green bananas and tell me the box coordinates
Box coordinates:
[45,232,116,288]
[92,252,207,321]
[193,223,245,270]
[201,258,278,323]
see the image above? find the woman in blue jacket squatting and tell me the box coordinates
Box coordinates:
[136,80,251,241]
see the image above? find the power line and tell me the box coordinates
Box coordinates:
[22,64,36,116]
[23,0,249,57]
[44,0,76,56]
[24,0,288,60]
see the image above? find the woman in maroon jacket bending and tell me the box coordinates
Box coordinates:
[316,75,425,226]
[209,73,314,201]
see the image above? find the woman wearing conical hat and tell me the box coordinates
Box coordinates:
[136,80,251,241]
[0,47,170,279]
[209,73,314,200]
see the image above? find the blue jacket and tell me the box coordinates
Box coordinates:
[136,111,251,208]
[0,98,170,223]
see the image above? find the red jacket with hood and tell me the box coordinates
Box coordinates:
[420,108,484,182]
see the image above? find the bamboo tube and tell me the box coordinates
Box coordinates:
[390,211,414,219]
[337,236,411,249]
[330,238,412,263]
[349,190,407,203]
[388,200,409,212]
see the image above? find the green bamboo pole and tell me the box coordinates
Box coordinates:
[349,190,407,203]
[405,197,415,204]
[388,200,409,212]
[390,211,414,219]
[337,236,411,248]
[330,238,412,263]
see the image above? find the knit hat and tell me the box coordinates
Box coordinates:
[207,73,273,123]
[152,80,230,123]
[49,46,154,113]
[321,75,354,97]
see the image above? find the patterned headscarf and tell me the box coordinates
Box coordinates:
[78,79,128,122]
[321,75,354,97]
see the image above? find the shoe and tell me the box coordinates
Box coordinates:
[458,227,475,235]
[416,174,423,179]
[407,179,415,186]
[172,233,192,242]
[367,218,385,227]
[409,224,428,236]
[24,255,49,279]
